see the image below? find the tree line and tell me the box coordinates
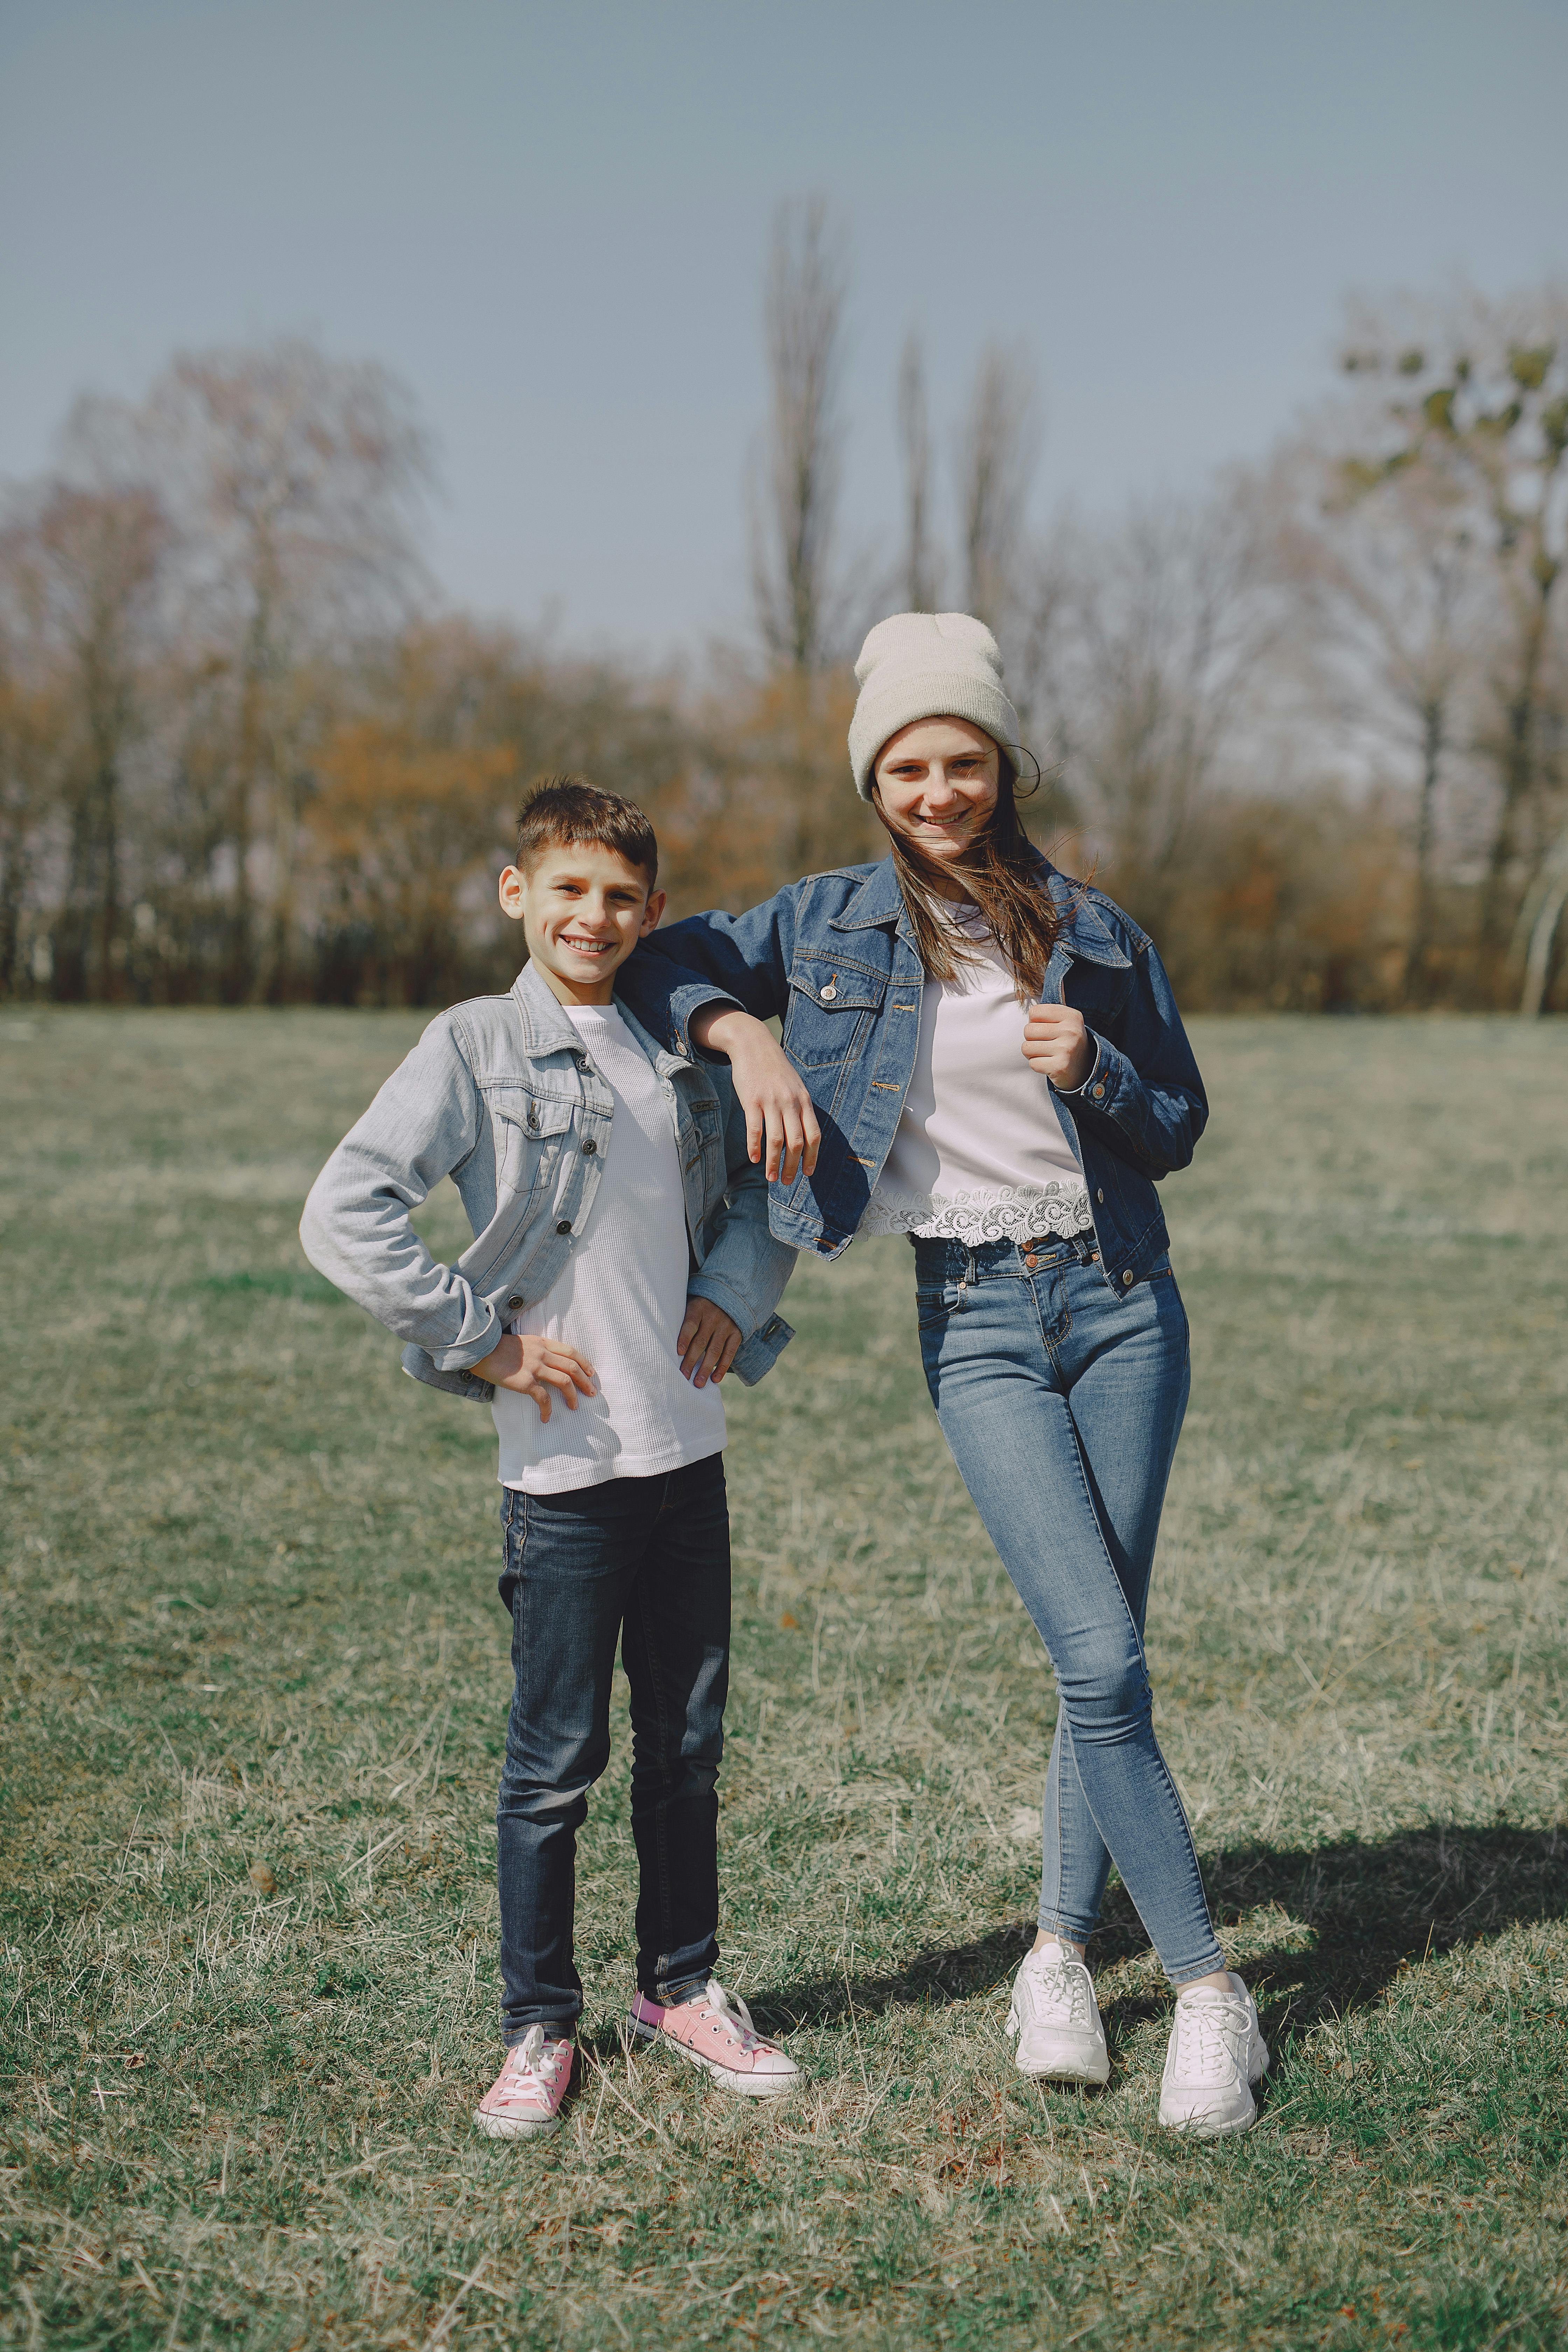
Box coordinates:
[2,210,1564,1013]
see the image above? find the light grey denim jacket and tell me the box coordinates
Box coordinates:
[299,961,797,1404]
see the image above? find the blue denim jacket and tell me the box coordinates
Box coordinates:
[617,855,1208,1294]
[300,960,797,1404]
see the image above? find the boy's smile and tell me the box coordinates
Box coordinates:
[499,840,666,1007]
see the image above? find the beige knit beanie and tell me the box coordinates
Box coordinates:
[848,611,1020,800]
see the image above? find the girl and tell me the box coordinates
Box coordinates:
[621,612,1266,2137]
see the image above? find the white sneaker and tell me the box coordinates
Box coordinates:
[1006,1940,1110,2085]
[1158,1975,1268,2138]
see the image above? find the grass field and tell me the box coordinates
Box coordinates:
[2,1007,1566,2352]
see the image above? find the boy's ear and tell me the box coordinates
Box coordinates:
[638,890,666,937]
[499,865,527,923]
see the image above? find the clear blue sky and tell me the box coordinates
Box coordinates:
[2,0,1562,656]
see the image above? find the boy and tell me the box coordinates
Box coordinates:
[300,777,801,2136]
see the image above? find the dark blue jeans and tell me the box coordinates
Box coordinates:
[496,1452,730,2040]
[915,1231,1224,1985]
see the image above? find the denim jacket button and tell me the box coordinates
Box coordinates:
[506,1295,524,1310]
[1092,1083,1106,1100]
[581,1139,597,1155]
[556,1220,573,1237]
[1122,1269,1134,1285]
[1096,1187,1104,1203]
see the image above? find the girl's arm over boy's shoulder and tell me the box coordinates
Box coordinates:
[298,1009,507,1376]
[622,887,801,1045]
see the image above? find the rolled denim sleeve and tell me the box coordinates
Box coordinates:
[684,1067,798,1384]
[298,1014,506,1372]
[1059,941,1207,1178]
[620,890,799,1053]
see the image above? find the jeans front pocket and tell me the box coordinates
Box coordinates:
[1136,1258,1189,1362]
[915,1283,960,1333]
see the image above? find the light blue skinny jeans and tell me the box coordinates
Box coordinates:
[913,1228,1224,1986]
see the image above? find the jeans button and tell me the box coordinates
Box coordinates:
[1023,1253,1038,1270]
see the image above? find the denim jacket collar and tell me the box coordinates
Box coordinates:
[826,854,1132,972]
[825,854,909,934]
[508,957,690,1079]
[509,958,594,1058]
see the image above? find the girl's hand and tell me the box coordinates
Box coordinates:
[471,1333,597,1422]
[676,1296,743,1387]
[1022,1003,1096,1092]
[691,1007,821,1184]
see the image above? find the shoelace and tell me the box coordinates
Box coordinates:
[1020,1956,1094,2030]
[1171,1997,1247,2082]
[501,2024,568,2096]
[695,1979,764,2050]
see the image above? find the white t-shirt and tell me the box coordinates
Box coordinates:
[492,1002,724,1494]
[862,908,1093,1246]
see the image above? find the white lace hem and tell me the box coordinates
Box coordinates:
[860,1180,1095,1244]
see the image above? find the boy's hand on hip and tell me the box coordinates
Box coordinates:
[677,1297,742,1388]
[470,1333,597,1422]
[691,1007,821,1185]
[1022,1003,1094,1092]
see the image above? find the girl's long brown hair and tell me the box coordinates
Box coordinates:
[874,747,1061,1004]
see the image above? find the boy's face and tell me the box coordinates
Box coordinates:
[499,839,665,1007]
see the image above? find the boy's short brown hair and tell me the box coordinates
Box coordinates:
[514,776,658,889]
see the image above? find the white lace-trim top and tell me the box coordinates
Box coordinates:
[860,1178,1094,1244]
[862,905,1093,1246]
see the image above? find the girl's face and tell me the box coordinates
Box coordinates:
[872,716,1000,864]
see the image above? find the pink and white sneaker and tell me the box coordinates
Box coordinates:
[473,2025,573,2138]
[628,1979,799,2098]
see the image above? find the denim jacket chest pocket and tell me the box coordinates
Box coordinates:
[491,1091,575,1200]
[782,960,885,1068]
[1061,957,1134,1029]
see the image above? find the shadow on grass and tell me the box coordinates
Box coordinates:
[751,1823,1568,2045]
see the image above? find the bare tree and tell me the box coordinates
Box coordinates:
[1517,820,1568,1015]
[0,479,168,999]
[69,339,432,998]
[1034,490,1274,936]
[1271,442,1481,999]
[0,605,56,999]
[955,344,1039,635]
[750,198,848,673]
[897,331,939,612]
[1335,289,1568,999]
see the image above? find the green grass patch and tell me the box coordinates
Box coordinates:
[193,1269,347,1304]
[1,1008,1565,2348]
